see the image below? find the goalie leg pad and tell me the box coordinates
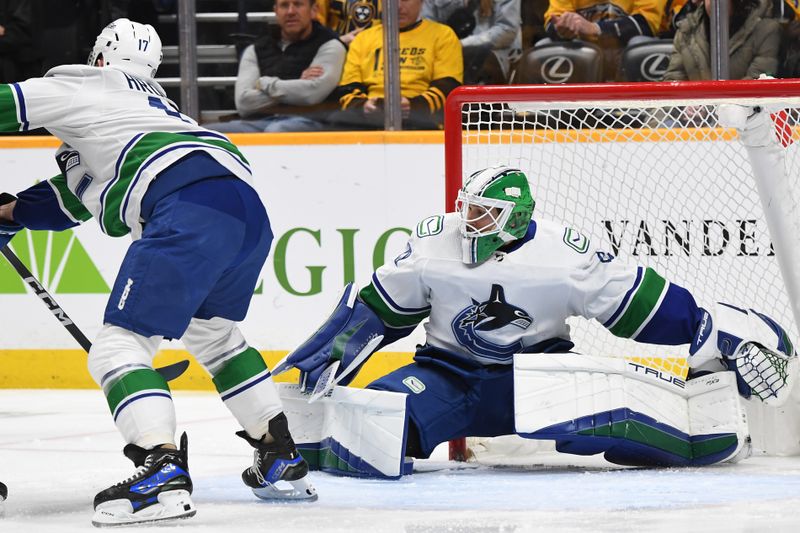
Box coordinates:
[513,354,750,467]
[278,383,410,479]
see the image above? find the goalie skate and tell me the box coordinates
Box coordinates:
[91,432,196,527]
[237,413,318,502]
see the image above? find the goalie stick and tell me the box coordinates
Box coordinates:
[0,246,190,382]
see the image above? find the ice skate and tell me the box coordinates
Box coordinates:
[91,432,196,527]
[237,413,317,501]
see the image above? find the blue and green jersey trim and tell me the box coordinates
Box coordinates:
[0,83,28,132]
[604,267,669,340]
[99,131,251,236]
[360,273,430,330]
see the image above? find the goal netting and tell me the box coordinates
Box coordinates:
[443,80,800,461]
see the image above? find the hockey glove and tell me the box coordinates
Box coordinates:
[273,282,384,401]
[0,193,23,250]
[690,302,797,406]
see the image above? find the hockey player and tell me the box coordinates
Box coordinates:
[0,19,315,526]
[277,161,797,467]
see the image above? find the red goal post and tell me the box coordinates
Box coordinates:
[443,79,800,462]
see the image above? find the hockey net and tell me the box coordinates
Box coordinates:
[443,80,800,462]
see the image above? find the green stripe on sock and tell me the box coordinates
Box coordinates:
[609,267,667,339]
[359,283,429,328]
[212,347,268,394]
[0,84,22,131]
[105,368,170,414]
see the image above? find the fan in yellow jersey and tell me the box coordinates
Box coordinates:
[329,0,462,130]
[545,0,664,45]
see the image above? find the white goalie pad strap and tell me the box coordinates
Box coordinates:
[513,354,749,466]
[278,384,410,479]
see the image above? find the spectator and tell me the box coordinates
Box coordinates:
[207,0,346,133]
[662,0,780,81]
[317,0,381,45]
[777,0,800,77]
[423,0,522,84]
[328,0,462,130]
[521,0,549,47]
[658,0,696,38]
[544,0,663,45]
[771,0,799,21]
[0,0,42,82]
[543,0,665,79]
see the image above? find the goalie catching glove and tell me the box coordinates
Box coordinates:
[273,283,385,400]
[690,302,797,406]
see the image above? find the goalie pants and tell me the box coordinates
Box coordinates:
[368,346,517,458]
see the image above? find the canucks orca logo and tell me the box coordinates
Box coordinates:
[451,284,533,362]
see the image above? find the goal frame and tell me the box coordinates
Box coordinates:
[444,79,800,210]
[443,79,800,461]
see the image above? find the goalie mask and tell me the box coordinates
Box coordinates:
[456,166,535,264]
[88,18,163,79]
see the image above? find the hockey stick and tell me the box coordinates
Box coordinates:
[0,246,190,382]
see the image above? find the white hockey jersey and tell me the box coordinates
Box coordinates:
[359,213,693,366]
[0,65,251,238]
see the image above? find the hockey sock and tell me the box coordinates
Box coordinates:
[210,347,282,439]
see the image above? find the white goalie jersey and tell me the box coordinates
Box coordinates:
[359,213,699,366]
[0,65,251,238]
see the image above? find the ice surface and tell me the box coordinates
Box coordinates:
[2,390,800,532]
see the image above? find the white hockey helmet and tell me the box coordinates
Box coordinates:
[87,18,163,79]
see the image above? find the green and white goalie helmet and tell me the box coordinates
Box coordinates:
[456,165,535,264]
[88,18,163,79]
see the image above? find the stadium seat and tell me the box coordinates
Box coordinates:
[514,41,603,84]
[621,39,674,82]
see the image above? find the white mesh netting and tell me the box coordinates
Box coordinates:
[448,89,800,458]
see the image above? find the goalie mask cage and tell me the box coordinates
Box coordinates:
[443,80,800,462]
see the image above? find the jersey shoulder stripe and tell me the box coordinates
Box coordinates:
[100,131,251,236]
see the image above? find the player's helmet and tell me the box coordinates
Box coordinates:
[87,18,163,79]
[455,165,535,264]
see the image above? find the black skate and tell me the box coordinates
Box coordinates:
[237,413,317,501]
[91,432,196,527]
[0,480,6,516]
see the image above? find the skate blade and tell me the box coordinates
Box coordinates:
[252,477,318,502]
[91,489,196,527]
